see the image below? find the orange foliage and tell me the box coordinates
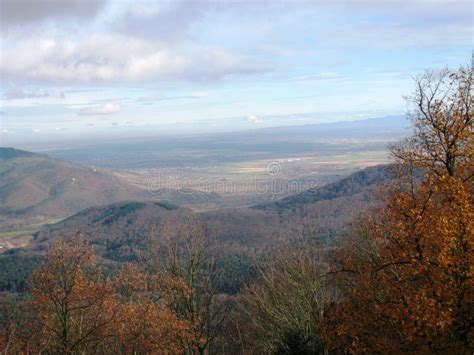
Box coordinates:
[323,66,473,353]
[2,238,193,354]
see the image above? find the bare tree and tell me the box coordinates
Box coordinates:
[239,249,331,354]
[391,66,473,178]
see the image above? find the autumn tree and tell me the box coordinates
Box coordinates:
[142,214,230,354]
[0,237,193,354]
[110,263,193,354]
[323,66,473,353]
[24,238,118,353]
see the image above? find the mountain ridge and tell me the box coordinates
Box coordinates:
[0,148,159,233]
[255,164,394,211]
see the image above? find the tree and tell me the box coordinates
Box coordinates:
[0,237,193,354]
[392,67,473,179]
[26,238,118,353]
[142,214,230,354]
[110,263,193,354]
[323,65,473,353]
[238,249,331,354]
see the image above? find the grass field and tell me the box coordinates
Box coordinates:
[0,218,64,253]
[0,229,36,238]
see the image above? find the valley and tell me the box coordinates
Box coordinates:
[0,117,403,252]
[0,148,388,252]
[113,150,389,209]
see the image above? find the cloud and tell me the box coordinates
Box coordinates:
[332,0,471,23]
[327,23,471,50]
[137,92,208,104]
[79,102,121,115]
[247,115,263,124]
[0,34,270,84]
[0,0,106,28]
[3,87,51,99]
[1,0,465,87]
[308,1,472,50]
[115,1,207,42]
[293,72,344,82]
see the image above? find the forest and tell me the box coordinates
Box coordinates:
[0,67,472,354]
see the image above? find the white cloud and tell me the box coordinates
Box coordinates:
[114,1,207,42]
[0,34,270,84]
[293,72,344,82]
[247,115,263,124]
[129,3,161,18]
[137,91,209,104]
[304,1,472,50]
[79,102,121,115]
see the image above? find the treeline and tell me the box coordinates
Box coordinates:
[0,66,472,354]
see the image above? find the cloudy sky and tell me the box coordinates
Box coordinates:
[0,0,472,143]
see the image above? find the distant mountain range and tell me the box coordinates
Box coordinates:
[248,115,409,138]
[26,116,407,169]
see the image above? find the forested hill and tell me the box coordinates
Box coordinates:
[4,163,396,295]
[0,147,150,220]
[32,201,182,260]
[0,147,39,160]
[256,164,394,211]
[33,164,397,262]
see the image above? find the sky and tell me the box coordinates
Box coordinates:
[0,0,472,145]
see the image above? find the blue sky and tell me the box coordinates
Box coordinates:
[0,0,472,144]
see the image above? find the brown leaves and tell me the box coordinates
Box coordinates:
[324,65,473,353]
[328,167,473,353]
[2,237,194,354]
